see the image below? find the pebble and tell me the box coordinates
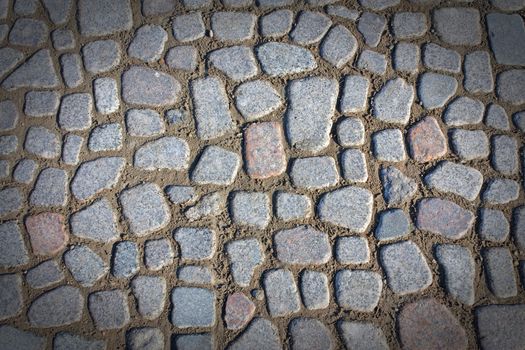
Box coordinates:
[432,7,481,45]
[340,75,370,114]
[320,24,358,68]
[172,12,205,42]
[226,238,264,287]
[211,11,256,41]
[122,66,181,107]
[128,25,167,62]
[88,123,122,152]
[263,269,300,317]
[260,9,293,38]
[71,157,125,200]
[224,292,256,330]
[0,221,28,268]
[464,51,494,94]
[256,42,316,77]
[191,146,240,185]
[0,274,22,320]
[2,49,59,90]
[64,245,108,287]
[227,318,280,350]
[144,238,174,270]
[171,287,216,327]
[25,213,68,256]
[274,225,331,265]
[476,304,525,350]
[335,236,369,264]
[126,328,164,350]
[134,137,190,171]
[290,11,332,45]
[407,116,447,163]
[288,318,334,350]
[338,321,389,350]
[26,260,63,289]
[318,186,373,232]
[483,178,520,205]
[435,244,475,305]
[449,129,489,160]
[70,198,119,243]
[300,271,329,310]
[131,276,166,319]
[335,269,382,312]
[478,208,509,242]
[78,0,132,36]
[417,72,458,110]
[424,161,483,201]
[230,191,270,229]
[483,247,518,298]
[235,80,282,121]
[24,91,59,117]
[88,290,130,330]
[357,12,386,47]
[372,129,406,162]
[111,241,139,279]
[28,286,83,327]
[82,39,120,73]
[416,197,474,239]
[372,78,414,125]
[174,227,216,260]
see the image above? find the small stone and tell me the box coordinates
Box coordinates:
[417,72,458,110]
[131,276,166,319]
[392,12,427,39]
[71,157,125,200]
[128,25,167,62]
[209,46,258,82]
[82,39,120,73]
[341,149,368,183]
[93,77,119,114]
[26,260,64,289]
[126,328,164,350]
[416,198,474,239]
[433,7,481,45]
[464,51,494,94]
[230,191,270,229]
[483,247,517,298]
[14,0,38,15]
[372,78,414,125]
[406,116,447,163]
[51,29,75,50]
[24,126,60,159]
[53,332,105,350]
[227,318,280,350]
[2,49,59,90]
[443,96,484,126]
[357,12,386,47]
[174,227,216,261]
[357,50,387,75]
[290,156,339,189]
[435,244,475,305]
[515,206,525,253]
[393,42,420,74]
[336,117,365,147]
[0,48,23,80]
[318,186,373,232]
[372,129,406,162]
[172,12,205,42]
[0,160,8,179]
[191,146,240,185]
[58,93,93,131]
[263,269,300,317]
[13,159,38,184]
[478,208,509,242]
[320,24,358,68]
[335,269,382,313]
[449,129,489,160]
[300,271,329,310]
[375,209,411,241]
[256,42,317,77]
[62,134,83,165]
[476,304,525,350]
[171,287,216,328]
[177,265,214,284]
[483,178,520,205]
[0,274,22,320]
[360,0,399,9]
[491,134,518,175]
[111,241,139,279]
[289,318,333,350]
[260,9,293,38]
[78,0,132,36]
[182,0,211,9]
[134,136,190,171]
[122,66,181,107]
[120,183,171,236]
[272,191,307,221]
[487,13,525,66]
[326,5,359,20]
[497,69,525,105]
[225,292,256,330]
[0,135,17,155]
[0,187,21,216]
[9,18,48,47]
[0,221,28,268]
[125,109,165,137]
[64,245,108,287]
[235,80,282,121]
[165,109,188,125]
[88,123,122,152]
[145,238,174,270]
[335,236,369,264]
[28,286,83,327]
[0,100,18,131]
[25,213,68,256]
[0,326,44,350]
[165,46,198,72]
[290,11,332,45]
[60,53,83,88]
[175,334,214,350]
[226,238,264,287]
[338,321,389,350]
[88,290,130,330]
[142,0,174,15]
[185,192,225,221]
[42,0,72,24]
[24,91,59,117]
[211,11,255,42]
[274,225,331,265]
[513,111,525,131]
[424,161,483,201]
[380,240,432,295]
[422,43,461,73]
[340,76,369,114]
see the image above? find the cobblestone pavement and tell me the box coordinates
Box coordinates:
[0,0,525,349]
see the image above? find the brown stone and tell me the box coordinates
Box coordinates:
[224,292,255,330]
[416,198,474,239]
[25,213,68,256]
[398,298,468,350]
[407,116,447,163]
[244,122,286,179]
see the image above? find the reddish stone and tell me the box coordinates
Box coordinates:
[398,298,468,350]
[407,116,447,163]
[25,213,68,256]
[416,198,474,240]
[224,292,255,330]
[244,122,286,179]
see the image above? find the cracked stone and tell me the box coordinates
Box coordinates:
[64,245,108,287]
[122,66,181,107]
[318,186,373,232]
[71,157,125,201]
[172,12,205,42]
[290,11,332,45]
[131,275,166,319]
[263,269,300,317]
[335,269,382,312]
[226,238,264,287]
[290,156,339,189]
[435,244,475,305]
[2,49,59,90]
[128,25,167,62]
[30,168,68,207]
[88,290,130,330]
[191,146,240,185]
[424,161,483,201]
[416,198,475,239]
[372,78,414,125]
[407,116,447,163]
[82,39,120,73]
[174,227,216,260]
[134,137,190,171]
[256,42,317,77]
[171,287,216,328]
[28,286,83,327]
[209,46,258,82]
[274,226,331,265]
[320,24,358,68]
[235,80,282,121]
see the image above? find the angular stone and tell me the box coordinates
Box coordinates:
[483,178,520,205]
[145,238,174,270]
[416,198,474,239]
[0,48,23,79]
[191,146,240,185]
[260,9,293,38]
[131,275,166,319]
[335,270,382,312]
[476,304,525,350]
[326,5,359,21]
[30,168,68,207]
[0,221,28,268]
[185,192,225,221]
[235,80,282,121]
[357,12,386,47]
[372,78,414,125]
[435,244,475,305]
[0,187,21,217]
[478,208,509,243]
[211,11,255,42]
[340,75,369,114]
[393,42,420,74]
[338,321,389,350]
[28,286,83,327]
[374,209,411,241]
[122,66,180,107]
[289,318,333,350]
[142,0,174,15]
[165,45,197,72]
[372,129,406,162]
[392,12,427,39]
[111,241,139,278]
[230,191,270,229]
[125,109,165,137]
[290,156,339,189]
[0,100,18,131]
[134,137,189,171]
[483,247,517,298]
[25,213,68,256]
[0,326,45,350]
[513,111,525,131]
[24,91,59,117]
[406,116,447,163]
[172,12,205,42]
[336,117,365,147]
[486,104,510,130]
[128,25,167,62]
[13,159,37,184]
[320,24,357,68]
[226,238,264,287]
[423,43,461,73]
[88,125,122,154]
[491,134,518,175]
[175,334,214,350]
[171,287,216,328]
[487,13,525,66]
[2,49,59,90]
[290,11,331,45]
[53,332,105,350]
[424,161,483,201]
[274,226,331,265]
[177,265,214,284]
[263,269,300,317]
[62,134,83,165]
[9,18,47,47]
[300,271,329,310]
[93,78,119,114]
[256,42,316,77]
[174,227,216,260]
[58,93,93,131]
[0,274,22,320]
[64,245,108,287]
[357,50,387,75]
[126,328,164,350]
[209,46,258,82]
[89,290,130,330]
[225,292,255,330]
[464,51,494,94]
[497,69,525,105]
[52,29,75,50]
[42,0,72,25]
[227,318,280,350]
[418,72,458,110]
[318,186,373,232]
[78,0,132,36]
[450,129,489,160]
[443,96,484,126]
[82,39,120,73]
[514,206,525,252]
[60,53,83,88]
[341,149,368,183]
[335,236,369,264]
[26,260,64,289]
[71,157,125,200]
[433,7,481,45]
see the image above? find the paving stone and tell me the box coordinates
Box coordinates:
[0,100,18,131]
[172,12,205,42]
[288,317,333,350]
[0,326,45,350]
[424,161,483,201]
[89,290,130,330]
[26,260,64,289]
[13,158,38,184]
[357,49,387,75]
[490,0,525,9]
[227,318,280,350]
[142,0,174,15]
[0,187,21,217]
[491,134,518,175]
[263,269,300,317]
[285,77,338,153]
[341,149,368,183]
[0,48,23,79]
[14,0,38,15]
[513,111,525,131]
[0,135,18,155]
[290,11,331,45]
[449,129,489,160]
[0,24,7,41]
[62,134,83,165]
[0,160,8,179]
[185,192,225,221]
[28,286,83,327]
[134,137,190,171]
[235,80,282,121]
[223,0,253,7]
[0,274,22,320]
[372,129,406,162]
[126,328,164,350]
[111,241,139,279]
[9,18,48,47]
[190,77,234,140]
[487,13,525,66]
[257,0,293,6]
[357,12,386,47]
[71,199,120,245]
[183,0,211,9]
[406,116,447,163]
[335,269,382,312]
[485,104,510,130]
[320,24,358,68]
[0,221,28,268]
[360,0,399,9]
[274,226,331,265]
[380,240,432,295]
[416,197,474,239]
[82,39,120,73]
[58,93,92,131]
[51,29,75,50]
[443,96,484,126]
[209,46,258,82]
[191,146,240,185]
[326,5,359,20]
[125,109,165,137]
[483,178,520,205]
[175,333,214,350]
[165,45,198,72]
[177,265,214,284]
[483,247,517,298]
[53,332,105,350]
[318,186,373,232]
[256,42,317,77]
[435,244,475,305]
[340,76,370,114]
[78,0,132,36]
[60,53,83,88]
[226,238,264,287]
[30,168,68,207]
[224,292,255,330]
[398,298,467,350]
[42,0,72,24]
[423,43,461,73]
[122,66,181,107]
[88,124,122,153]
[71,157,125,200]
[2,49,59,90]
[24,91,60,117]
[128,25,167,62]
[211,11,255,42]
[0,0,7,18]
[392,12,427,39]
[464,51,494,94]
[338,321,389,350]
[131,276,166,319]
[433,7,481,45]
[260,9,293,38]
[417,72,458,110]
[336,117,365,147]
[120,183,170,236]
[174,227,216,260]
[476,304,525,350]
[93,78,119,115]
[372,78,414,125]
[24,126,60,159]
[393,42,419,74]
[171,287,215,328]
[335,236,369,264]
[25,213,68,256]
[497,69,525,105]
[290,156,339,189]
[145,238,174,270]
[230,191,270,229]
[375,209,411,241]
[64,245,108,287]
[514,206,525,252]
[478,208,509,243]
[165,108,189,125]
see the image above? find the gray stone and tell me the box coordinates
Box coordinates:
[487,13,525,66]
[357,12,386,47]
[435,244,475,305]
[274,226,331,265]
[235,80,281,121]
[71,157,125,200]
[52,29,75,50]
[288,318,333,350]
[53,332,105,350]
[60,53,83,88]
[125,109,165,137]
[42,0,72,24]
[0,100,18,131]
[318,186,373,232]
[341,149,368,183]
[142,0,174,15]
[417,73,458,110]
[483,178,520,205]
[165,45,198,72]
[82,39,120,73]
[335,236,369,264]
[338,321,389,350]
[24,91,59,117]
[372,78,414,124]
[392,12,427,39]
[514,206,525,252]
[93,78,119,114]
[485,104,510,130]
[497,69,525,105]
[0,0,7,18]
[263,269,300,317]
[128,25,167,62]
[223,0,253,7]
[182,0,211,9]
[424,161,483,201]
[134,137,189,171]
[476,304,525,350]
[131,276,166,319]
[290,156,339,189]
[126,328,164,350]
[178,265,214,284]
[491,135,518,175]
[449,129,489,160]
[433,7,481,45]
[64,245,108,287]
[2,49,59,90]
[78,0,132,36]
[256,42,317,77]
[0,160,8,179]
[464,51,494,94]
[483,247,517,298]
[0,24,7,41]
[335,269,382,312]
[360,0,399,9]
[0,326,45,350]
[443,96,484,126]
[171,287,216,327]
[30,168,68,207]
[375,209,411,241]
[111,241,139,278]
[0,135,18,156]
[172,12,205,42]
[122,66,181,107]
[227,318,280,350]
[185,192,226,221]
[174,227,216,260]
[339,76,370,114]
[337,117,365,147]
[176,334,214,350]
[58,93,93,131]
[372,129,406,162]
[320,24,357,68]
[62,134,83,165]
[28,286,83,327]
[209,46,258,82]
[165,186,196,205]
[0,48,23,79]
[9,18,47,47]
[26,260,64,289]
[88,290,130,330]
[478,208,509,242]
[257,0,293,6]
[14,0,38,15]
[0,187,21,217]
[357,50,387,75]
[380,240,432,295]
[88,123,122,152]
[490,0,525,10]
[211,11,256,42]
[300,271,329,310]
[0,221,28,268]
[13,158,38,184]
[260,9,293,38]
[230,191,270,229]
[423,43,461,73]
[393,42,419,74]
[165,109,188,125]
[71,199,119,243]
[144,238,174,270]
[25,126,60,159]
[290,11,331,45]
[513,111,525,131]
[191,146,240,185]
[0,274,22,320]
[226,238,264,287]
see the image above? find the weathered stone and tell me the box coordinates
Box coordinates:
[134,137,190,170]
[290,156,339,189]
[335,269,382,312]
[0,135,18,156]
[191,146,240,185]
[131,276,166,319]
[211,11,255,41]
[449,129,489,160]
[443,96,484,126]
[407,116,447,163]
[336,117,365,147]
[142,0,174,15]
[172,12,205,42]
[52,28,75,50]
[483,247,517,298]
[274,226,331,265]
[165,45,198,72]
[78,0,132,36]
[2,49,59,90]
[0,100,18,131]
[226,238,264,287]
[244,122,286,179]
[43,0,72,25]
[58,93,93,131]
[326,5,359,21]
[0,187,22,217]
[320,24,357,68]
[93,78,119,115]
[9,18,48,47]
[122,66,181,107]
[13,159,37,185]
[372,78,414,125]
[64,245,108,287]
[335,236,369,264]
[357,12,386,47]
[256,42,316,77]
[88,124,122,154]
[340,75,369,114]
[24,91,59,117]
[423,43,461,73]
[227,318,280,350]
[0,221,28,268]
[513,206,525,252]
[300,271,329,310]
[418,72,458,110]
[24,126,60,159]
[491,134,518,175]
[30,168,68,207]
[478,208,509,243]
[25,213,68,256]
[125,109,165,137]
[61,53,83,88]
[380,166,417,206]
[230,191,270,229]
[224,292,255,330]
[235,80,282,121]
[290,11,332,45]
[375,209,411,241]
[171,287,216,328]
[174,227,216,260]
[177,265,214,284]
[487,13,525,66]
[288,318,333,350]
[0,274,22,320]
[416,198,474,239]
[424,161,483,201]
[175,334,214,350]
[0,48,23,79]
[435,244,475,305]
[338,321,389,350]
[263,269,300,317]
[62,134,83,165]
[318,186,373,232]
[486,104,510,130]
[209,46,258,82]
[88,290,130,330]
[26,260,63,289]
[476,304,525,350]
[28,286,83,327]
[71,157,125,200]
[393,42,420,74]
[53,332,105,350]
